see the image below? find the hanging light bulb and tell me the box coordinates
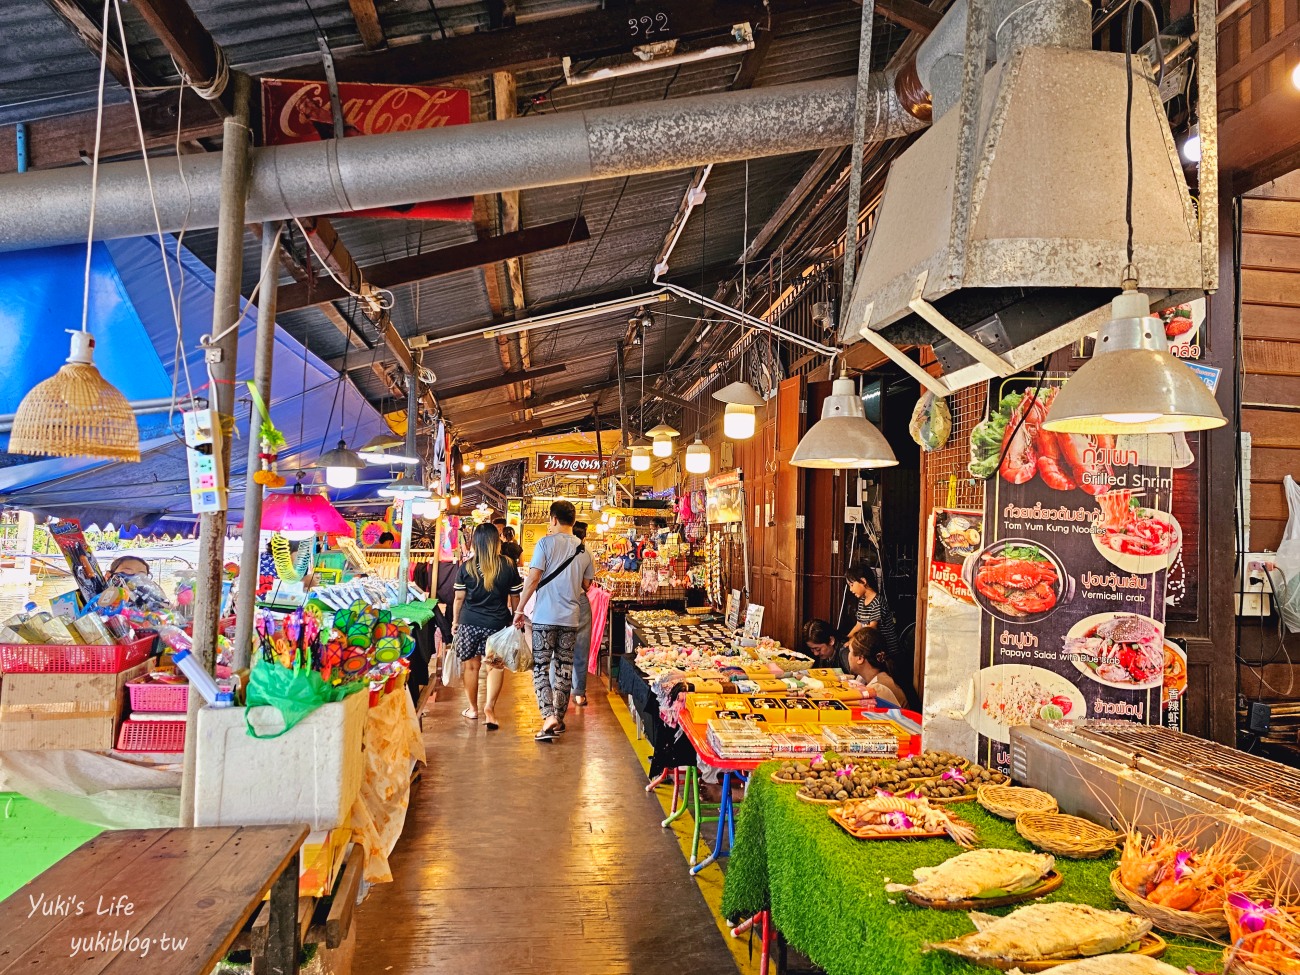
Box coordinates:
[790,372,898,469]
[630,444,652,471]
[596,522,608,535]
[586,480,597,493]
[450,493,461,507]
[1292,60,1300,91]
[378,474,431,499]
[713,380,763,441]
[1043,289,1227,434]
[461,462,471,474]
[314,439,367,489]
[1180,122,1201,164]
[684,437,712,474]
[475,460,485,472]
[647,423,678,458]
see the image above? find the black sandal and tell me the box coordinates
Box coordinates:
[554,721,566,735]
[534,727,557,741]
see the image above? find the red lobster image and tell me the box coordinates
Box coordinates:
[999,387,1114,495]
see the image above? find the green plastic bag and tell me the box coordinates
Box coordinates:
[244,659,363,739]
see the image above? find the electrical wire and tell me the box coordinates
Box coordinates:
[291,217,395,309]
[79,0,112,338]
[1122,0,1165,278]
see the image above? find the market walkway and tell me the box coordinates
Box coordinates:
[353,674,740,974]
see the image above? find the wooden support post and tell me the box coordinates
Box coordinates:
[181,71,252,828]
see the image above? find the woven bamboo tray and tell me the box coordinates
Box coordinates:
[796,789,843,806]
[1015,812,1119,859]
[770,771,805,786]
[974,934,1167,971]
[1224,951,1280,975]
[978,785,1058,820]
[1109,869,1231,938]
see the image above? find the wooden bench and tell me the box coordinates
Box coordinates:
[0,824,307,975]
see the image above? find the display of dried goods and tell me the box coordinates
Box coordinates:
[833,795,977,846]
[926,902,1152,964]
[1008,956,1185,975]
[885,849,1055,902]
[790,752,1006,803]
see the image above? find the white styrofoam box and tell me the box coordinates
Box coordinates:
[194,690,367,829]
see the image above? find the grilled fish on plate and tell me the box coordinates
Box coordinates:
[886,849,1055,902]
[1009,958,1182,975]
[927,902,1153,963]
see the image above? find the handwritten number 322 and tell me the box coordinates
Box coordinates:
[629,13,670,36]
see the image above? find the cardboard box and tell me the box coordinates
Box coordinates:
[687,695,723,723]
[0,662,147,750]
[298,825,351,898]
[811,698,852,724]
[747,697,790,723]
[719,696,751,714]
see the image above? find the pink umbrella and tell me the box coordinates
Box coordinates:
[587,585,610,675]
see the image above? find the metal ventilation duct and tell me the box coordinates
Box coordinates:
[845,0,1218,392]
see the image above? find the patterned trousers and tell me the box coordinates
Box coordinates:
[531,623,576,720]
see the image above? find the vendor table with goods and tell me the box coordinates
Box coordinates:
[721,761,1246,975]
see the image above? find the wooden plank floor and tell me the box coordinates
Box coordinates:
[353,674,740,974]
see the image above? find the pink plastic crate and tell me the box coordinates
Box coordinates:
[126,675,189,712]
[116,719,185,753]
[0,634,155,674]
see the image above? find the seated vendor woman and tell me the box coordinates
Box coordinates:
[802,618,850,672]
[845,628,907,708]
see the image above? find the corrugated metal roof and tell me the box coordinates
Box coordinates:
[1,0,934,450]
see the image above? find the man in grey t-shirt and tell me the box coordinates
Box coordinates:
[513,500,594,741]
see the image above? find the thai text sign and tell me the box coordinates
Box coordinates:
[535,453,609,474]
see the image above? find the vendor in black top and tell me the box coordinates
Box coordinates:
[802,618,851,672]
[499,525,524,564]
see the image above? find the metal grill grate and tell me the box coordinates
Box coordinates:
[1072,724,1300,816]
[924,382,989,513]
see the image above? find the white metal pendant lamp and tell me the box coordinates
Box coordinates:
[713,380,763,441]
[1042,289,1226,435]
[357,433,418,465]
[646,422,679,458]
[629,441,652,472]
[790,373,897,469]
[315,439,367,489]
[684,437,712,474]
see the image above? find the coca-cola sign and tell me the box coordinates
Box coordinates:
[260,79,472,221]
[535,453,609,474]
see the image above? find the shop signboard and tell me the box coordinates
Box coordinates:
[920,509,985,757]
[725,589,741,629]
[534,452,609,475]
[506,498,523,533]
[970,373,1182,770]
[260,79,472,221]
[705,469,743,524]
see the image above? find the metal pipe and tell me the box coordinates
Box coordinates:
[655,281,838,357]
[478,292,670,342]
[1196,0,1219,291]
[397,368,418,604]
[654,164,712,279]
[0,397,206,432]
[0,77,938,250]
[840,0,877,337]
[181,71,252,828]
[15,123,27,174]
[232,220,281,672]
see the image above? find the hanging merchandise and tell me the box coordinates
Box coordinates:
[908,391,952,452]
[269,532,312,581]
[246,380,288,487]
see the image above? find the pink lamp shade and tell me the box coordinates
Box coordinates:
[260,487,352,536]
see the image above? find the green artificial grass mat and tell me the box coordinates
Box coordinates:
[0,793,102,901]
[721,766,1224,975]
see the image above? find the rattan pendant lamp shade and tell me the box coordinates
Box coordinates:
[9,332,140,461]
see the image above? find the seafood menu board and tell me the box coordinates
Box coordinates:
[968,374,1179,770]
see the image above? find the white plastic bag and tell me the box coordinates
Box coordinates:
[1273,475,1300,633]
[441,646,462,685]
[484,624,533,673]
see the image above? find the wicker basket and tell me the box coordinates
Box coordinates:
[1015,812,1119,859]
[1224,951,1278,975]
[1108,869,1231,938]
[978,785,1058,820]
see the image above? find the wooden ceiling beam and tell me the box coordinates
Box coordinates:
[347,0,387,51]
[868,0,942,34]
[129,0,233,115]
[433,365,568,400]
[276,217,588,311]
[43,0,155,89]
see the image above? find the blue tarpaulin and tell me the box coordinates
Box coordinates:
[0,234,391,526]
